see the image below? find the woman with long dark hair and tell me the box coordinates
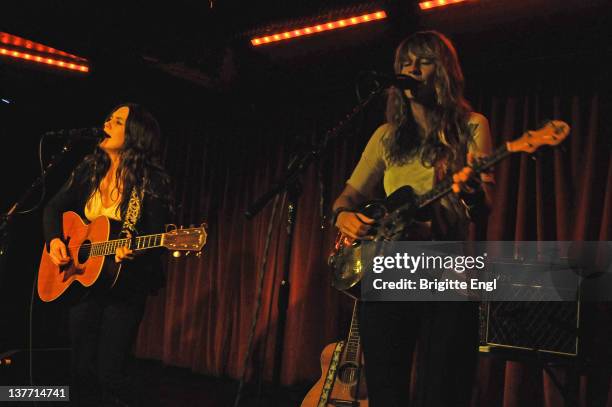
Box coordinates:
[43,103,172,406]
[333,31,494,406]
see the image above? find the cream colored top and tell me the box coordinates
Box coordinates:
[85,189,121,221]
[347,112,493,198]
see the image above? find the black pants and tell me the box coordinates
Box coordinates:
[69,291,147,407]
[360,301,479,407]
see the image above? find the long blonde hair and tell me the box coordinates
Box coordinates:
[384,31,473,174]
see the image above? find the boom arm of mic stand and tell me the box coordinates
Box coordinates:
[0,139,74,256]
[243,86,384,220]
[244,149,317,219]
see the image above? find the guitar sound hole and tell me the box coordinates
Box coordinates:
[337,363,359,385]
[77,240,92,263]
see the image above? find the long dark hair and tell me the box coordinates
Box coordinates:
[74,103,171,217]
[384,31,473,174]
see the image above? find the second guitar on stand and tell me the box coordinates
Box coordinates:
[301,299,368,407]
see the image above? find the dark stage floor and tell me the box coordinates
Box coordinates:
[0,350,308,407]
[152,359,308,407]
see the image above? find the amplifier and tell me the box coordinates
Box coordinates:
[480,301,580,356]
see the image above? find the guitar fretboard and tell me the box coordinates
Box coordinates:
[345,301,361,363]
[89,234,164,257]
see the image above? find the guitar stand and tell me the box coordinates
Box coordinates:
[543,359,579,406]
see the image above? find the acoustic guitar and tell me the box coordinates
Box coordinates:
[301,300,368,407]
[328,120,570,291]
[37,211,207,302]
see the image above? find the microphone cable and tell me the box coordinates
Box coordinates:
[232,192,285,407]
[29,269,40,407]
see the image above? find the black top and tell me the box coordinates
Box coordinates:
[43,163,172,296]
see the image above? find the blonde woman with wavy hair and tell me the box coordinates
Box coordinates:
[332,31,494,406]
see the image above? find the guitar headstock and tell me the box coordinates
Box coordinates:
[163,224,207,252]
[507,120,570,153]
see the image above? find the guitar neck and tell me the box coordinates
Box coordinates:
[415,143,512,209]
[91,233,164,257]
[344,301,361,363]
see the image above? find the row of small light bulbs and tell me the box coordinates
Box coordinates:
[419,0,467,10]
[0,47,89,72]
[0,34,85,61]
[2,0,468,69]
[251,11,387,46]
[250,0,469,46]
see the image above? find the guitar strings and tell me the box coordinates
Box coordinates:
[63,234,164,251]
[61,229,200,251]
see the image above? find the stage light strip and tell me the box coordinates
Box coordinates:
[419,0,468,10]
[251,11,387,46]
[0,32,87,62]
[0,47,89,72]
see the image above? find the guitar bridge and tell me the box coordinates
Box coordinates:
[329,400,361,407]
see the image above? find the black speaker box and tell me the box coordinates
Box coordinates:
[480,301,580,356]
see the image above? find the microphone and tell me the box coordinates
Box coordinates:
[43,127,108,142]
[364,72,422,90]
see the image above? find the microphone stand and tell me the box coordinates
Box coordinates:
[0,140,74,277]
[243,85,385,406]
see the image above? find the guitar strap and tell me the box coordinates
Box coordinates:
[121,187,143,238]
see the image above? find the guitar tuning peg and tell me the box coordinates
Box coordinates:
[172,251,182,258]
[195,251,202,258]
[165,224,177,233]
[185,251,191,257]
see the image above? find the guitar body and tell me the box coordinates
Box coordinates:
[329,185,421,291]
[37,211,207,303]
[301,341,368,407]
[38,211,122,302]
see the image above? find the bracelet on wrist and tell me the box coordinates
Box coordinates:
[331,207,352,226]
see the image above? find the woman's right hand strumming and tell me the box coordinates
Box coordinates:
[333,184,375,240]
[49,238,71,266]
[335,210,375,240]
